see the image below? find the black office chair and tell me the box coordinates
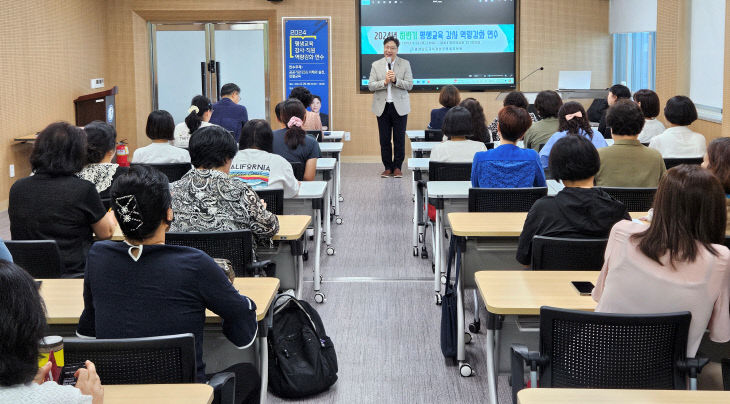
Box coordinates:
[641,142,650,147]
[597,187,656,212]
[165,230,274,277]
[663,157,703,170]
[530,236,608,270]
[722,358,730,390]
[427,161,472,181]
[511,307,706,403]
[306,130,323,141]
[255,188,284,215]
[65,334,235,404]
[290,162,305,181]
[485,142,495,150]
[131,163,192,183]
[424,128,443,142]
[468,187,547,212]
[5,240,64,278]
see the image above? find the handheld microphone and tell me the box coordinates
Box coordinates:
[386,57,392,70]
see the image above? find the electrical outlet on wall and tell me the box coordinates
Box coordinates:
[344,132,351,141]
[91,78,104,89]
[9,164,15,178]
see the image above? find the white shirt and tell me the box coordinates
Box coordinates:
[637,118,666,144]
[648,125,706,158]
[230,149,300,198]
[173,121,215,148]
[0,382,92,404]
[132,142,191,164]
[386,57,395,103]
[429,139,487,162]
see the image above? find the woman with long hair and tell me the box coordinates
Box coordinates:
[459,97,490,144]
[703,137,730,232]
[538,101,608,168]
[173,95,218,148]
[271,98,321,181]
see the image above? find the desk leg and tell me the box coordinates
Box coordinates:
[295,254,304,300]
[335,153,342,207]
[456,256,465,363]
[313,208,325,303]
[433,208,442,295]
[324,180,333,247]
[494,329,501,379]
[412,177,419,256]
[486,327,498,404]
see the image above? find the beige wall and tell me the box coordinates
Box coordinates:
[1,0,108,209]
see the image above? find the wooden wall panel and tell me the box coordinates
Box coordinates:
[0,0,107,209]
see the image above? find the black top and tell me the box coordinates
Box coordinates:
[78,241,258,382]
[9,174,106,276]
[516,187,630,265]
[597,111,611,139]
[429,107,451,129]
[272,128,322,165]
[319,112,329,129]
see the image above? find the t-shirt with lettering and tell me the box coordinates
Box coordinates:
[230,149,300,198]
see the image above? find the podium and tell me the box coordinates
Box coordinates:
[74,86,118,127]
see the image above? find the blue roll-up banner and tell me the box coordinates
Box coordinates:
[283,17,332,128]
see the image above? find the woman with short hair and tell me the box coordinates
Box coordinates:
[633,89,665,144]
[76,121,127,200]
[523,90,563,151]
[538,101,608,169]
[133,110,191,164]
[487,91,539,141]
[9,122,115,277]
[428,85,461,130]
[429,106,486,162]
[593,165,730,357]
[649,95,706,157]
[78,165,260,404]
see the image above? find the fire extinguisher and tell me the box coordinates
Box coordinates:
[116,140,130,167]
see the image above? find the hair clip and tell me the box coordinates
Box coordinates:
[188,105,200,114]
[114,195,143,231]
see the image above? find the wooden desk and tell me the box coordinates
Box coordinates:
[14,134,38,143]
[105,384,213,404]
[449,212,647,238]
[517,388,730,404]
[40,277,279,323]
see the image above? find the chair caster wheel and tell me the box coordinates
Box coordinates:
[303,251,309,261]
[420,247,428,259]
[464,332,472,345]
[413,247,419,256]
[338,195,343,202]
[314,292,326,304]
[460,363,473,377]
[418,233,424,243]
[469,321,481,334]
[435,293,442,305]
[441,275,447,285]
[335,217,342,225]
[326,247,335,256]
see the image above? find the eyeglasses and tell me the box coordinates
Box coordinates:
[384,46,397,50]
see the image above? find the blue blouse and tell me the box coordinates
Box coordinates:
[471,144,547,188]
[538,129,608,168]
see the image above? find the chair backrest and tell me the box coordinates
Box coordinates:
[531,236,608,271]
[131,163,192,183]
[290,162,305,181]
[468,187,547,212]
[306,130,323,141]
[597,187,656,212]
[5,240,64,278]
[165,230,253,276]
[424,128,443,142]
[428,161,472,181]
[539,306,690,390]
[65,333,196,384]
[256,188,284,215]
[485,142,495,150]
[663,157,703,170]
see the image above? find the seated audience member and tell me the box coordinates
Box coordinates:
[210,83,248,142]
[170,126,279,246]
[0,239,11,262]
[173,95,217,148]
[430,106,486,162]
[274,101,286,129]
[311,95,329,130]
[597,84,631,139]
[595,100,666,187]
[593,165,730,358]
[516,136,629,265]
[523,90,563,151]
[289,86,322,131]
[272,98,322,181]
[428,85,461,130]
[459,97,491,144]
[539,102,608,169]
[76,121,128,200]
[0,261,103,404]
[649,95,706,157]
[9,122,115,277]
[132,110,191,164]
[471,106,546,188]
[230,119,300,198]
[703,137,730,232]
[78,165,260,404]
[487,91,538,141]
[633,89,666,144]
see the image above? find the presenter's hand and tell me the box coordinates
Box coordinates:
[386,70,395,83]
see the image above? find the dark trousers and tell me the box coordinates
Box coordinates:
[377,102,407,171]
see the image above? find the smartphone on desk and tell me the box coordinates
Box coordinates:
[571,281,594,296]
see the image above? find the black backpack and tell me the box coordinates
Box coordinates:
[268,296,338,398]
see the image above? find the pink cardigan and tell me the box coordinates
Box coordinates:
[593,220,730,356]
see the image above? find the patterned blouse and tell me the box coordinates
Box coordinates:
[169,169,279,247]
[76,163,121,193]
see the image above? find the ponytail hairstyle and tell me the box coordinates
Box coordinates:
[280,98,307,149]
[557,101,594,139]
[185,95,213,133]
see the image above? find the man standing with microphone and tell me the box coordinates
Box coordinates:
[369,36,413,178]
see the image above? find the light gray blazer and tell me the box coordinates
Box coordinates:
[368,57,413,117]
